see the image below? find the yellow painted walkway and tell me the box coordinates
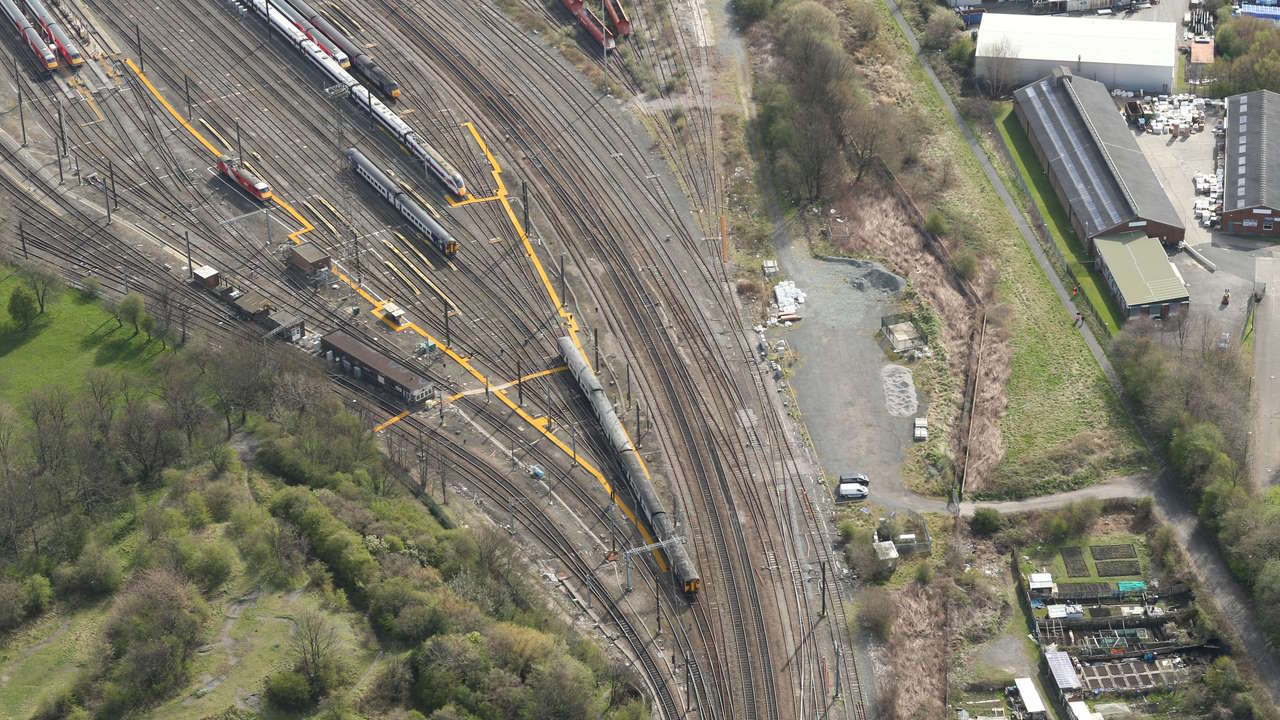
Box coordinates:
[125,60,666,569]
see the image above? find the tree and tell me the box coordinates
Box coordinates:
[117,397,180,485]
[8,286,37,330]
[139,313,156,346]
[23,265,60,314]
[981,35,1019,98]
[266,670,313,710]
[157,355,207,448]
[207,340,272,437]
[117,293,145,337]
[292,609,341,695]
[857,587,897,639]
[839,98,905,182]
[848,0,879,41]
[0,403,21,551]
[922,8,960,52]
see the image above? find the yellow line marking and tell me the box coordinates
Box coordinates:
[127,60,663,569]
[383,260,416,295]
[380,240,423,295]
[304,200,336,235]
[317,195,348,226]
[447,365,568,401]
[374,410,409,432]
[71,77,105,123]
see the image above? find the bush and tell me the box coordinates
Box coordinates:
[8,285,38,329]
[732,0,774,24]
[203,481,242,523]
[0,580,25,630]
[184,492,211,530]
[80,276,100,298]
[924,209,949,236]
[186,542,234,592]
[915,562,934,585]
[970,507,1003,536]
[952,249,979,281]
[24,574,52,616]
[55,544,123,599]
[857,588,897,639]
[266,670,314,710]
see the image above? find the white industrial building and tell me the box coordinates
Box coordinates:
[975,14,1177,95]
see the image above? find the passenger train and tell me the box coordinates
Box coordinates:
[1,0,56,70]
[237,0,465,196]
[24,0,80,67]
[274,0,400,100]
[346,147,457,258]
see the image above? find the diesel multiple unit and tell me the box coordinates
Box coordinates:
[346,147,457,258]
[558,336,701,595]
[235,0,464,195]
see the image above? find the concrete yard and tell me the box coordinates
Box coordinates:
[771,240,918,508]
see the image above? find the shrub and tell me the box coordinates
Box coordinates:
[0,580,25,630]
[8,285,38,329]
[24,574,52,616]
[55,544,123,599]
[184,492,211,530]
[857,588,897,639]
[970,507,1003,536]
[266,670,313,710]
[732,0,773,24]
[80,276,100,298]
[952,249,979,281]
[915,562,934,585]
[924,209,949,236]
[102,569,209,710]
[203,481,242,523]
[186,542,234,592]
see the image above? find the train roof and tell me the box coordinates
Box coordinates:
[321,330,429,392]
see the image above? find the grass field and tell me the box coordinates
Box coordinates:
[865,0,1142,487]
[991,103,1126,336]
[0,267,157,404]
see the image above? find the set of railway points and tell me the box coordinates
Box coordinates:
[0,0,871,714]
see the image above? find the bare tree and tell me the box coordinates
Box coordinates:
[22,265,61,314]
[0,403,21,551]
[81,368,121,443]
[157,355,207,448]
[207,341,272,438]
[292,609,340,690]
[117,397,180,485]
[981,36,1019,98]
[24,388,73,525]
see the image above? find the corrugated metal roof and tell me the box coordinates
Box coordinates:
[322,331,429,392]
[1225,89,1280,212]
[1014,71,1182,239]
[1095,231,1188,306]
[1047,649,1083,691]
[976,14,1176,69]
[1014,677,1047,714]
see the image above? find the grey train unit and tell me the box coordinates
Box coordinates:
[557,336,701,595]
[345,147,458,258]
[274,0,401,100]
[234,0,464,195]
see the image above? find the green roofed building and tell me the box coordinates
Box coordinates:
[1094,231,1189,320]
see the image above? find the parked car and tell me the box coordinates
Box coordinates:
[836,483,869,501]
[1217,331,1231,350]
[839,473,869,486]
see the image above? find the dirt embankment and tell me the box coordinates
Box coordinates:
[831,185,1011,490]
[881,584,947,719]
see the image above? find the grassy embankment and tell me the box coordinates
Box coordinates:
[859,0,1146,496]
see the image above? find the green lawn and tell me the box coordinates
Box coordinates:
[0,267,158,404]
[992,103,1126,336]
[0,603,110,719]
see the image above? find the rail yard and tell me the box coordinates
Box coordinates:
[0,0,864,718]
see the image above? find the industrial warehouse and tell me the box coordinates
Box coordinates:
[1013,70,1184,246]
[976,14,1177,94]
[1222,89,1280,237]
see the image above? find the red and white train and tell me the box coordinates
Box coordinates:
[217,155,272,201]
[0,0,55,71]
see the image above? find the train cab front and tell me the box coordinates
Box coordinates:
[684,577,701,595]
[443,239,458,258]
[253,181,273,201]
[450,173,466,198]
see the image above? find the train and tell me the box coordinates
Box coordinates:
[557,336,701,595]
[346,147,458,258]
[267,0,349,67]
[272,0,400,100]
[0,0,56,70]
[24,0,80,67]
[216,154,272,201]
[234,0,465,196]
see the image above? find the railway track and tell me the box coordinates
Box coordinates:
[0,0,867,716]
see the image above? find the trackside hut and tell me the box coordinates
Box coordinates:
[1094,231,1189,319]
[320,331,431,403]
[1014,70,1185,248]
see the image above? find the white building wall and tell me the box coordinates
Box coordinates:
[976,56,1174,94]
